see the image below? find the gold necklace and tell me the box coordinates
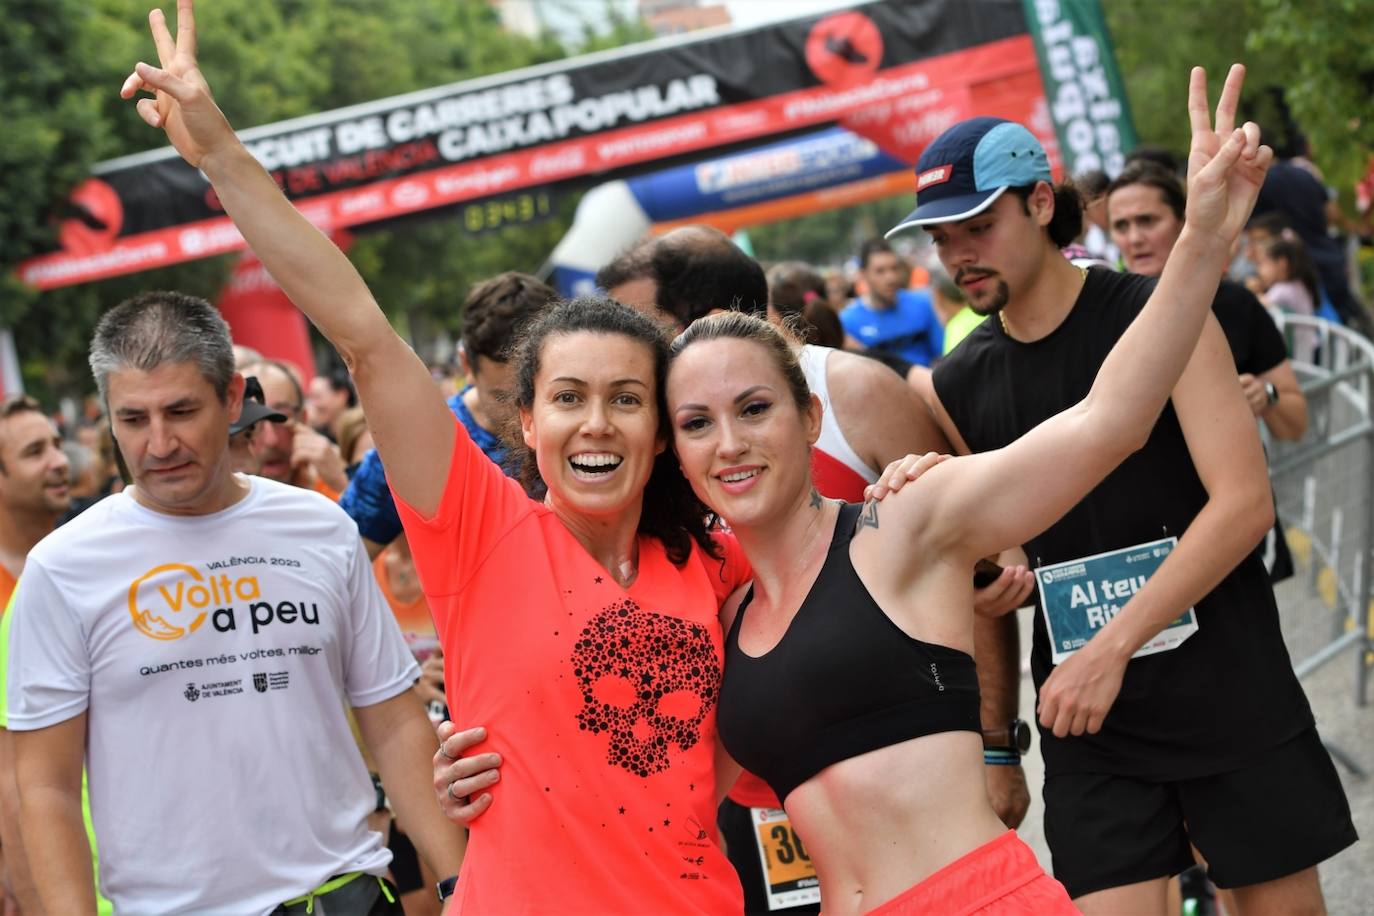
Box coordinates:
[999,266,1088,337]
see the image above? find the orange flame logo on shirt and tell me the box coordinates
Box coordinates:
[127,563,260,641]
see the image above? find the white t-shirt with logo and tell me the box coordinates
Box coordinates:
[6,477,420,915]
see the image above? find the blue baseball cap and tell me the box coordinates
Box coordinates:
[886,117,1051,236]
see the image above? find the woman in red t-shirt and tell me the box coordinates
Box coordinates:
[392,300,751,914]
[120,24,750,913]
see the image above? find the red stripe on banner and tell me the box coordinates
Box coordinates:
[18,36,1038,290]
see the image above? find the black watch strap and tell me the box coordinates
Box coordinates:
[437,875,458,901]
[981,718,1032,753]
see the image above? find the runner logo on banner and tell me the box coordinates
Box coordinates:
[1036,537,1197,665]
[751,807,820,910]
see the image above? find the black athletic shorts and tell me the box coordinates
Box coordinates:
[1043,727,1357,899]
[385,822,424,894]
[717,798,820,915]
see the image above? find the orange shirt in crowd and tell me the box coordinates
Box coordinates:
[396,421,749,915]
[0,566,15,612]
[312,474,341,503]
[371,546,437,656]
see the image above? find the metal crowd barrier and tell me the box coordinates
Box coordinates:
[1264,312,1374,777]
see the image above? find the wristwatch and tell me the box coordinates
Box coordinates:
[437,875,459,902]
[981,718,1032,753]
[1264,381,1280,407]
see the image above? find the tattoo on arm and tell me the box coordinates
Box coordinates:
[854,501,879,533]
[810,488,823,510]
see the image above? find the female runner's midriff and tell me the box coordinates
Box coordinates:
[785,731,1008,913]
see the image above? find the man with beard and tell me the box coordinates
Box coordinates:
[901,86,1354,912]
[840,238,943,367]
[7,291,464,914]
[0,396,71,914]
[240,359,349,499]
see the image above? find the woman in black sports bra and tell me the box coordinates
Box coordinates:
[665,78,1270,913]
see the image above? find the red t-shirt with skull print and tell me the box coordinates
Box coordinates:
[395,419,748,915]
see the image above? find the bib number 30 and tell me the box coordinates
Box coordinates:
[750,807,820,910]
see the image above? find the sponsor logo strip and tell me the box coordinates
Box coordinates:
[19,37,1036,289]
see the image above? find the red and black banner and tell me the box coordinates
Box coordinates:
[21,0,1060,289]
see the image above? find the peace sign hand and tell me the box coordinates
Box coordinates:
[118,0,236,170]
[1183,64,1274,246]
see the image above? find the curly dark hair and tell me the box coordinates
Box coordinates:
[462,272,559,370]
[509,296,719,567]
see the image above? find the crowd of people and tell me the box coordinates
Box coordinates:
[0,2,1365,914]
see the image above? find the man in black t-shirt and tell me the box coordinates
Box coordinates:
[890,76,1355,913]
[1108,162,1307,587]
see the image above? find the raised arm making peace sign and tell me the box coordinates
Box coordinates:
[122,0,457,519]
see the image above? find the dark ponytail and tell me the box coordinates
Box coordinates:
[1010,181,1084,248]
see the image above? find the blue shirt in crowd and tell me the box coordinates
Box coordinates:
[341,386,510,544]
[840,289,944,367]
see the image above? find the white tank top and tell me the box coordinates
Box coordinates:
[798,345,879,490]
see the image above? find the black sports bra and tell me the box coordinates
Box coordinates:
[716,502,982,803]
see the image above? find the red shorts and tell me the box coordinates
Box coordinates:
[864,830,1076,915]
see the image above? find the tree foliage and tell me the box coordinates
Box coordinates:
[1,0,602,402]
[0,1,108,329]
[1246,0,1374,190]
[1104,0,1374,189]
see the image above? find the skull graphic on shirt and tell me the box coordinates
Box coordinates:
[571,599,721,777]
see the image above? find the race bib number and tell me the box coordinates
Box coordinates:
[1036,537,1198,665]
[751,807,820,910]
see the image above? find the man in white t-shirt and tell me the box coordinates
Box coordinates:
[7,291,464,915]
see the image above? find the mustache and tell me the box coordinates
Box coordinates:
[954,267,999,284]
[140,454,192,471]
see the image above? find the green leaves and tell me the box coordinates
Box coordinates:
[1104,0,1373,190]
[1245,0,1374,189]
[1,0,631,402]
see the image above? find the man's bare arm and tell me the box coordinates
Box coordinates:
[15,714,93,914]
[1036,318,1274,736]
[363,537,387,562]
[0,728,42,914]
[826,351,950,465]
[1244,359,1306,440]
[356,692,466,881]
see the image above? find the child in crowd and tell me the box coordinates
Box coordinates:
[1252,233,1320,362]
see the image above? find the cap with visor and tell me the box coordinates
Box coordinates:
[229,376,287,436]
[887,117,1051,236]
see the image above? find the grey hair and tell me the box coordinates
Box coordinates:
[62,441,95,478]
[88,291,235,404]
